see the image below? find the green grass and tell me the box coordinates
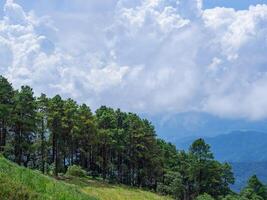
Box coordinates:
[0,156,172,200]
[0,156,96,200]
[65,177,172,200]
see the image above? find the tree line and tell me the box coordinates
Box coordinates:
[0,75,266,200]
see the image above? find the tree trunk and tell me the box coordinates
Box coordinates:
[41,118,45,173]
[0,120,7,152]
[55,138,59,176]
[102,145,107,180]
[15,125,22,165]
[52,128,58,176]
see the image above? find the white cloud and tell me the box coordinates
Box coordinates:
[1,0,267,120]
[4,0,27,25]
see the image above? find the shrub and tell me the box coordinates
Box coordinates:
[222,194,245,200]
[48,163,55,176]
[196,193,215,200]
[157,171,183,199]
[66,165,87,177]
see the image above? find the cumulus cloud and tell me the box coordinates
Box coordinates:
[1,0,267,120]
[0,0,130,107]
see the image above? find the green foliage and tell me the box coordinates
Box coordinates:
[0,76,167,192]
[222,194,243,200]
[189,138,214,161]
[157,171,183,198]
[196,193,215,200]
[11,85,37,165]
[0,75,14,152]
[35,93,49,173]
[241,175,267,200]
[220,176,267,200]
[158,139,235,200]
[66,165,87,177]
[241,188,264,200]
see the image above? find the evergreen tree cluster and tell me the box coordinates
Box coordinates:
[197,175,267,200]
[0,75,266,200]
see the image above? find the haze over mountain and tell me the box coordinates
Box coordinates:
[173,129,267,191]
[175,130,267,162]
[231,162,267,191]
[144,112,267,141]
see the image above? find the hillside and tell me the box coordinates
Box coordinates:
[0,156,171,200]
[0,76,236,200]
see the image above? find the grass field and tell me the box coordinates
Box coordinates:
[66,177,171,200]
[0,156,171,200]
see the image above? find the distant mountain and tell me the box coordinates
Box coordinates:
[175,130,267,191]
[146,112,267,191]
[144,112,267,141]
[231,162,267,192]
[175,130,267,162]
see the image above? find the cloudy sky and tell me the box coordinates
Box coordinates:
[1,0,267,138]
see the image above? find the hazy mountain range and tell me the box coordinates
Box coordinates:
[174,130,267,191]
[175,130,267,162]
[145,110,267,191]
[145,112,267,141]
[145,112,267,191]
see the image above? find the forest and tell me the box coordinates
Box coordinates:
[0,75,267,200]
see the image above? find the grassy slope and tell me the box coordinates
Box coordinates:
[66,177,171,200]
[0,156,171,200]
[0,156,96,200]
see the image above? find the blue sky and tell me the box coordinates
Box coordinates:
[1,0,266,12]
[204,0,267,9]
[1,0,267,17]
[1,0,267,138]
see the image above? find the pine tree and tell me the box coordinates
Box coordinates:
[47,95,64,176]
[12,86,36,166]
[242,175,267,200]
[62,98,78,168]
[0,76,14,152]
[36,93,49,173]
[75,104,96,171]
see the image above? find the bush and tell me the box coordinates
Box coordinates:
[222,194,245,200]
[66,165,87,177]
[48,163,55,176]
[196,193,215,200]
[156,171,183,199]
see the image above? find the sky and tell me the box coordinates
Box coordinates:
[204,0,267,9]
[1,0,267,138]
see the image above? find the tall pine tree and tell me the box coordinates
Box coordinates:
[0,76,13,152]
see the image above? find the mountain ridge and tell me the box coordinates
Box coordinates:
[175,130,267,162]
[175,130,267,191]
